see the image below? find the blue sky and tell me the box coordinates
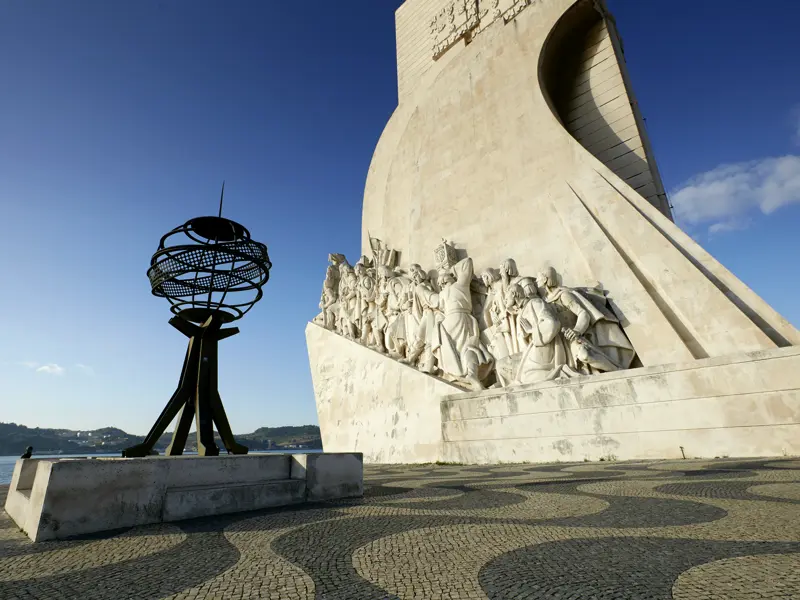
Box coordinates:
[0,0,798,435]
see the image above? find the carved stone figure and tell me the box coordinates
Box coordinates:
[355,262,384,352]
[371,238,402,354]
[536,266,636,374]
[480,269,501,323]
[402,264,441,374]
[499,258,520,288]
[496,258,524,355]
[563,327,622,374]
[380,265,413,359]
[371,265,393,354]
[480,268,511,359]
[319,253,345,331]
[504,283,530,347]
[337,264,358,340]
[515,279,571,384]
[426,258,495,390]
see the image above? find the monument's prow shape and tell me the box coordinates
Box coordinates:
[362,0,797,360]
[308,0,800,464]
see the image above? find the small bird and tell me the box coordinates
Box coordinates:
[20,446,33,459]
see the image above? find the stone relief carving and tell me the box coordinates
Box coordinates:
[431,0,479,59]
[315,239,637,391]
[501,0,532,23]
[479,0,530,25]
[430,0,535,59]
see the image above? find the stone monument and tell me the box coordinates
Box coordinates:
[307,0,800,464]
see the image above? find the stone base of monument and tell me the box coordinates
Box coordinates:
[309,323,800,464]
[4,452,362,542]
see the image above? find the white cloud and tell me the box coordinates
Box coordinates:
[35,363,65,376]
[670,155,800,233]
[74,363,95,376]
[708,218,751,236]
[13,360,93,376]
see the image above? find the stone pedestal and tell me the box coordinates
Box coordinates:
[309,322,800,464]
[4,452,362,542]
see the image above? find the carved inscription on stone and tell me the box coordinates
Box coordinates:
[431,0,535,59]
[430,3,454,54]
[478,0,521,23]
[478,0,502,22]
[502,0,531,23]
[431,0,479,59]
[315,238,638,392]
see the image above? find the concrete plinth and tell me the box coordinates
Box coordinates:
[310,314,800,464]
[4,452,362,542]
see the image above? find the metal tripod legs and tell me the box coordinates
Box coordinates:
[122,314,248,458]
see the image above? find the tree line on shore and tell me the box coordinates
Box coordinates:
[0,422,322,455]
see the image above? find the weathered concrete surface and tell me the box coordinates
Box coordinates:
[307,322,460,463]
[162,480,307,522]
[293,452,364,502]
[4,458,58,541]
[442,346,800,464]
[3,453,363,542]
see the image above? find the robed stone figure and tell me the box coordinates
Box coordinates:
[514,282,570,384]
[422,257,494,390]
[401,264,440,373]
[537,267,636,373]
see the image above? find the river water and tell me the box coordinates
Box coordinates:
[0,450,322,486]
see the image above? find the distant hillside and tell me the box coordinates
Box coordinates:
[0,422,322,456]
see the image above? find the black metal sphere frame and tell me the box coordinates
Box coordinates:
[147,216,272,323]
[124,207,269,458]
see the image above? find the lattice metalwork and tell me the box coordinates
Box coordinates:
[147,215,272,323]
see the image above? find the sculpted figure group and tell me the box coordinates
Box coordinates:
[316,240,636,391]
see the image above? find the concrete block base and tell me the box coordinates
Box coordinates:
[3,452,362,542]
[291,452,364,501]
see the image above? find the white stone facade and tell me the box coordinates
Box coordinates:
[306,0,800,464]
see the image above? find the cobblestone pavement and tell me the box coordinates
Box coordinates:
[1,458,799,599]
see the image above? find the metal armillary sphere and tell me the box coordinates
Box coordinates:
[124,184,271,458]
